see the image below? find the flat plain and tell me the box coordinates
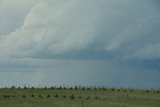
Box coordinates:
[0,87,160,107]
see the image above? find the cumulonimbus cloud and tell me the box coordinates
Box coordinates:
[0,0,160,60]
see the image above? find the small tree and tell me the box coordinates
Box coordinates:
[70,94,75,100]
[78,96,82,99]
[69,87,73,90]
[11,86,15,89]
[117,89,121,92]
[22,94,26,98]
[4,95,10,98]
[31,94,34,97]
[63,95,66,98]
[74,86,78,90]
[95,96,98,99]
[31,87,35,90]
[55,94,58,98]
[51,86,55,90]
[82,87,85,91]
[24,87,27,90]
[63,87,67,90]
[47,94,51,98]
[39,94,43,99]
[44,86,48,90]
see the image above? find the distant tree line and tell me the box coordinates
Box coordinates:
[1,85,160,93]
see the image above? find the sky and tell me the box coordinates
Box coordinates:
[0,0,160,88]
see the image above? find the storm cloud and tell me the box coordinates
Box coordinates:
[0,0,160,88]
[0,0,160,60]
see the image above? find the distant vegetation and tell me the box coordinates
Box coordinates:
[0,86,160,107]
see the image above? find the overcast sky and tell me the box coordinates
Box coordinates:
[0,0,160,88]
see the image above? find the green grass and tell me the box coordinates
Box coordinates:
[0,88,160,107]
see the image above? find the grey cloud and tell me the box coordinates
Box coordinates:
[0,0,160,60]
[0,0,38,37]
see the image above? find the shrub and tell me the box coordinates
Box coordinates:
[95,96,98,99]
[78,96,82,99]
[94,87,97,90]
[129,89,133,92]
[38,94,43,99]
[22,94,26,98]
[63,87,67,90]
[74,86,78,90]
[11,86,15,89]
[82,87,85,91]
[47,94,51,98]
[87,87,90,90]
[111,88,115,92]
[69,87,73,90]
[58,86,62,90]
[63,95,66,98]
[31,87,35,90]
[24,87,27,90]
[31,94,34,97]
[145,90,150,93]
[55,94,58,98]
[102,87,106,91]
[51,87,55,90]
[123,89,127,92]
[44,86,48,90]
[4,95,10,98]
[117,89,121,92]
[70,94,75,100]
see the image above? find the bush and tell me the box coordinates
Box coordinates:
[31,94,34,97]
[63,95,66,98]
[11,86,15,89]
[31,87,35,90]
[95,96,98,99]
[47,94,51,98]
[117,89,121,92]
[50,87,55,90]
[70,94,75,100]
[111,88,115,92]
[145,90,150,93]
[24,87,27,90]
[69,87,73,90]
[22,94,26,98]
[74,86,78,90]
[58,86,62,90]
[78,96,82,99]
[55,94,58,98]
[87,87,90,90]
[63,87,67,90]
[38,94,43,99]
[82,87,85,91]
[4,95,10,98]
[102,87,106,91]
[94,87,97,90]
[44,86,48,90]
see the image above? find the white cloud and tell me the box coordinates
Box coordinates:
[0,0,160,60]
[0,0,39,36]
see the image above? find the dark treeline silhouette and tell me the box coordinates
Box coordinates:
[1,85,160,93]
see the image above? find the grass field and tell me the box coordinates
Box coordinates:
[0,87,160,107]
